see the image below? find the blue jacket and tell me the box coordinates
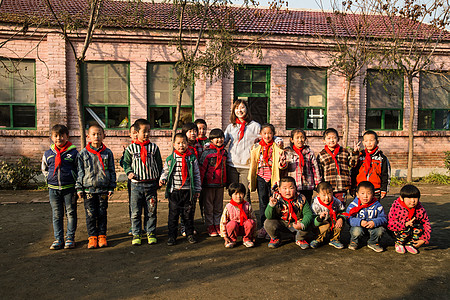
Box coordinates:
[41,144,78,190]
[346,197,387,228]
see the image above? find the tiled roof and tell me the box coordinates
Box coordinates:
[0,0,448,40]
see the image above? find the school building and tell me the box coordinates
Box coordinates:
[0,1,449,178]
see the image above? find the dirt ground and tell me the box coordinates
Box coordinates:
[0,184,449,299]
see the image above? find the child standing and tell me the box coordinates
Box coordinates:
[195,118,209,147]
[220,183,257,248]
[310,182,346,249]
[345,181,387,252]
[182,122,204,160]
[76,125,116,249]
[160,133,202,245]
[123,119,163,246]
[352,130,391,199]
[42,124,78,250]
[284,129,321,204]
[317,128,359,203]
[264,176,313,249]
[199,128,227,237]
[248,123,287,238]
[388,184,431,254]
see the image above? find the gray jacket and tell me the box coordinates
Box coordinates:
[224,120,260,169]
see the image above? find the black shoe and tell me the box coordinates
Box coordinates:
[187,235,197,244]
[167,237,176,246]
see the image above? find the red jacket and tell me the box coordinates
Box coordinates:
[199,145,227,188]
[352,148,390,193]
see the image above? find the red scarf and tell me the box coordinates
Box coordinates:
[188,144,198,159]
[197,137,207,143]
[281,195,298,224]
[209,143,224,169]
[344,198,377,217]
[230,200,248,225]
[325,144,341,175]
[135,140,150,166]
[364,147,378,175]
[235,118,246,143]
[259,139,274,166]
[53,141,72,175]
[293,145,305,170]
[175,150,191,187]
[399,198,416,220]
[86,142,106,171]
[317,197,337,230]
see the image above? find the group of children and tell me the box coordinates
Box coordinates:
[42,116,431,254]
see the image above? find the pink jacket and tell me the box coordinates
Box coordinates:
[219,201,256,237]
[387,197,431,244]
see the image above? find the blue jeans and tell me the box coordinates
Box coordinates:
[130,181,158,236]
[257,176,271,228]
[49,188,77,242]
[350,226,385,245]
[83,193,108,237]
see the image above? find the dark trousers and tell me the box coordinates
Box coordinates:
[168,189,195,238]
[130,181,158,236]
[257,176,271,228]
[83,193,108,237]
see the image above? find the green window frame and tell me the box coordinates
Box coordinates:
[234,65,270,125]
[147,63,193,129]
[366,69,403,130]
[286,66,327,130]
[0,59,36,129]
[82,62,130,130]
[418,71,450,130]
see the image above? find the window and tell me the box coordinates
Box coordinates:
[366,69,403,130]
[148,63,193,129]
[82,62,130,129]
[234,65,270,125]
[286,67,326,130]
[418,72,450,130]
[0,59,36,129]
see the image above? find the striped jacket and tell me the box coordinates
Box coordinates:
[122,142,163,181]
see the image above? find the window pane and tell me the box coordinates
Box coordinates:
[366,110,382,129]
[85,106,106,129]
[236,82,251,94]
[172,107,192,128]
[420,72,450,109]
[148,64,192,106]
[306,108,325,129]
[286,108,305,129]
[0,105,10,127]
[12,105,35,127]
[435,110,450,130]
[252,69,266,82]
[252,82,266,94]
[149,107,171,129]
[106,64,128,105]
[418,110,433,130]
[288,67,326,108]
[367,70,402,109]
[235,69,251,81]
[107,107,129,128]
[12,61,35,104]
[384,110,400,129]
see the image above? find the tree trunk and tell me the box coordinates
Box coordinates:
[171,87,185,141]
[406,75,414,182]
[343,78,352,148]
[75,59,86,148]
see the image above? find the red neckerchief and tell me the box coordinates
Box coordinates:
[53,141,72,175]
[344,198,377,217]
[293,145,305,170]
[317,196,337,230]
[259,139,274,166]
[174,150,191,187]
[235,118,246,142]
[364,147,378,175]
[135,140,150,166]
[188,144,198,159]
[325,144,341,175]
[230,200,248,225]
[86,143,106,171]
[280,195,298,224]
[398,198,416,221]
[209,143,224,169]
[197,137,207,142]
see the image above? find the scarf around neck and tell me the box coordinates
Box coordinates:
[325,144,341,175]
[317,196,337,229]
[174,150,191,187]
[134,140,150,166]
[235,118,246,143]
[209,143,225,169]
[259,139,274,166]
[364,147,378,175]
[86,142,106,171]
[53,141,72,175]
[230,199,248,225]
[293,145,305,171]
[398,198,416,221]
[281,195,298,224]
[344,198,377,217]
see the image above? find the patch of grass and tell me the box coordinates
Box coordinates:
[420,173,450,185]
[115,181,128,191]
[390,176,407,187]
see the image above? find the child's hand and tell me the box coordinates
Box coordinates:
[335,218,344,229]
[127,172,136,180]
[360,220,367,227]
[380,191,387,199]
[353,140,361,151]
[412,239,425,248]
[77,191,83,199]
[279,151,286,166]
[365,221,375,228]
[292,222,303,231]
[269,196,277,207]
[319,211,328,220]
[405,217,416,228]
[159,179,166,186]
[108,191,113,198]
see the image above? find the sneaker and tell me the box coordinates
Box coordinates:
[405,244,419,254]
[132,235,141,246]
[309,240,320,249]
[225,241,236,248]
[367,243,384,253]
[128,227,133,236]
[348,241,358,251]
[187,235,197,244]
[88,236,98,249]
[50,240,62,250]
[208,225,219,237]
[268,238,280,248]
[243,240,255,248]
[98,235,107,248]
[257,228,268,239]
[181,231,186,237]
[295,240,310,250]
[167,237,176,246]
[329,240,344,249]
[395,243,406,254]
[147,233,157,245]
[64,239,75,249]
[214,225,221,235]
